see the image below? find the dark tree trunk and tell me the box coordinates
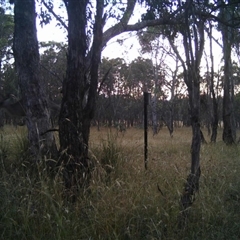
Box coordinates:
[222,55,235,145]
[207,22,219,143]
[167,107,174,138]
[59,0,90,194]
[59,0,104,196]
[209,71,218,143]
[180,70,201,212]
[221,5,236,145]
[13,0,57,162]
[151,94,158,136]
[160,101,174,137]
[169,112,174,138]
[0,60,4,128]
[210,96,218,143]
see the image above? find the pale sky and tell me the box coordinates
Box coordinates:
[4,0,225,68]
[37,23,142,62]
[36,2,225,76]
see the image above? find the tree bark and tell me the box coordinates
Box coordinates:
[151,94,158,135]
[208,22,219,143]
[172,2,204,227]
[13,0,57,162]
[222,23,235,144]
[59,0,104,196]
[219,2,236,145]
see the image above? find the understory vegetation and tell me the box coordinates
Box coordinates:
[0,126,240,239]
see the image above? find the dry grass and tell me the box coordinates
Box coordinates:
[0,125,240,239]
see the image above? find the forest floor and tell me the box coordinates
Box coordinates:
[0,125,240,239]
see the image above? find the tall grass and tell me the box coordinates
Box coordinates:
[0,125,240,239]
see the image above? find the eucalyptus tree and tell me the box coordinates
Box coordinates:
[127,57,158,129]
[128,57,156,96]
[234,92,240,129]
[204,21,220,142]
[218,1,239,144]
[138,0,240,221]
[138,0,206,221]
[168,5,205,216]
[11,0,58,161]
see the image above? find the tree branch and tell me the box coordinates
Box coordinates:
[97,66,112,95]
[205,25,223,49]
[102,2,185,49]
[102,0,136,48]
[41,0,68,30]
[85,0,104,117]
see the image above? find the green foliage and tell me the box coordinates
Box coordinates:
[1,127,240,239]
[0,7,14,61]
[0,8,17,97]
[140,0,177,20]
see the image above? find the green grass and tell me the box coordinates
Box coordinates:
[0,125,240,239]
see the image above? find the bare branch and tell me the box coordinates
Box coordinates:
[205,25,223,49]
[97,66,112,95]
[41,0,68,30]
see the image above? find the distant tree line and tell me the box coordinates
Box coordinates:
[1,37,240,137]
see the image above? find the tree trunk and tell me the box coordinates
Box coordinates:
[222,59,235,144]
[169,109,174,137]
[166,106,174,137]
[210,94,218,142]
[208,25,219,143]
[175,2,204,227]
[180,71,201,217]
[59,0,104,197]
[151,94,158,135]
[0,59,4,128]
[58,0,90,194]
[13,0,57,162]
[221,4,236,145]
